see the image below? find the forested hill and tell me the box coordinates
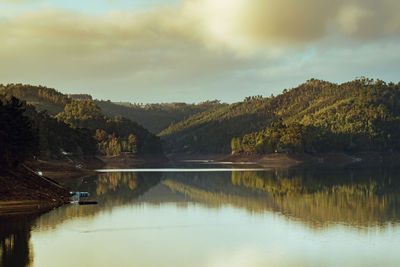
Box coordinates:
[3,79,400,156]
[0,84,70,115]
[160,78,400,154]
[0,84,226,134]
[0,84,163,157]
[95,100,226,134]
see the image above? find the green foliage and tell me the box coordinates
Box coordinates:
[160,99,271,153]
[231,138,242,154]
[0,83,71,115]
[94,130,138,156]
[57,101,162,155]
[24,105,97,159]
[234,78,400,154]
[159,78,400,154]
[68,94,93,101]
[55,100,104,129]
[0,84,164,157]
[0,95,38,166]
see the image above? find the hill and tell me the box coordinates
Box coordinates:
[160,78,400,154]
[0,165,71,216]
[0,84,163,157]
[56,100,163,155]
[0,84,70,115]
[96,100,226,134]
[0,84,226,135]
[3,79,400,156]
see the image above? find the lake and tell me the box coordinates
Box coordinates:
[2,161,400,267]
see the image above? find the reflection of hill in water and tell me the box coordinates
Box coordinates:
[159,171,273,210]
[35,172,163,228]
[34,168,400,229]
[65,172,162,206]
[0,172,163,267]
[162,168,400,228]
[9,168,400,265]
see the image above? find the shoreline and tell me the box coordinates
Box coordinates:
[0,157,104,217]
[218,152,400,168]
[2,151,399,217]
[25,158,103,183]
[99,153,169,169]
[0,154,167,217]
[0,165,71,217]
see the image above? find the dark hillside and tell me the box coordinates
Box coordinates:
[96,100,225,134]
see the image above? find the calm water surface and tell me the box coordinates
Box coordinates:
[2,162,400,267]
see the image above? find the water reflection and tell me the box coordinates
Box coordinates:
[2,166,400,267]
[230,168,400,227]
[62,167,400,228]
[0,216,35,267]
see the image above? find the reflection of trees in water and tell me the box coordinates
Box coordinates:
[231,168,400,227]
[162,168,400,228]
[163,179,273,211]
[163,171,276,212]
[94,172,162,205]
[34,172,163,231]
[232,168,400,196]
[96,172,140,195]
[0,217,35,267]
[64,172,162,206]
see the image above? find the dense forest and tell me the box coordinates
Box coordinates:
[2,78,400,158]
[232,79,400,154]
[0,94,99,166]
[0,95,38,166]
[55,100,162,155]
[0,84,70,115]
[0,84,163,161]
[160,78,400,154]
[0,83,225,135]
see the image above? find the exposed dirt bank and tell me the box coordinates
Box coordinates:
[0,165,70,216]
[0,153,169,216]
[0,156,106,216]
[25,158,103,183]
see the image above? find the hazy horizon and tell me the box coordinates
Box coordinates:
[4,77,400,105]
[1,0,400,103]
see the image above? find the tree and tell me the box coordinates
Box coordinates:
[0,96,38,166]
[128,134,138,154]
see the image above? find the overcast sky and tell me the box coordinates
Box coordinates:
[1,0,399,103]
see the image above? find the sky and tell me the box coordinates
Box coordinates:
[0,0,399,103]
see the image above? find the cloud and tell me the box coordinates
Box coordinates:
[0,6,261,101]
[0,0,399,102]
[184,0,400,52]
[1,0,400,55]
